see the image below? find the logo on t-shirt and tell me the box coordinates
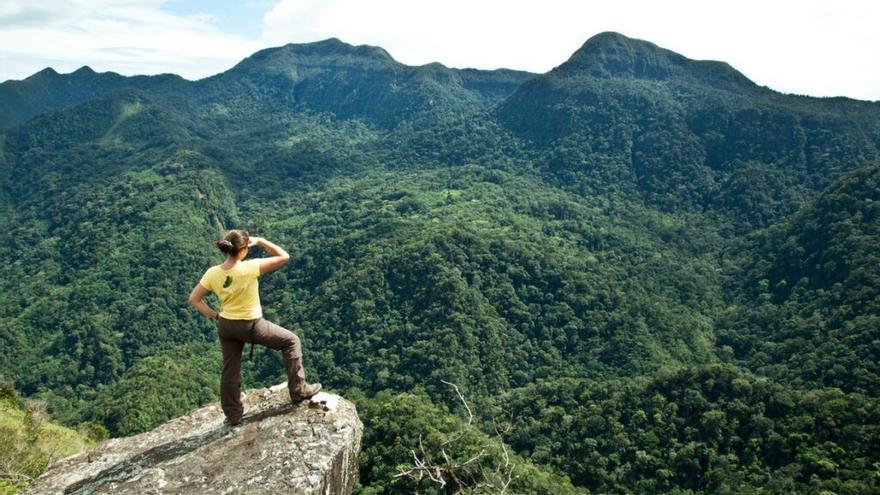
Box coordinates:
[223,275,234,288]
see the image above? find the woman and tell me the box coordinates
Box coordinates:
[188,229,321,426]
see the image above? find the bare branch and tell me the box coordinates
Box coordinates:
[441,380,473,425]
[395,380,520,494]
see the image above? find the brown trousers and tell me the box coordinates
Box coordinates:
[217,316,306,423]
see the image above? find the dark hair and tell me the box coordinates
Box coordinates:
[215,229,250,257]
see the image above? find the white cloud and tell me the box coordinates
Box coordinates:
[0,0,261,81]
[261,0,880,101]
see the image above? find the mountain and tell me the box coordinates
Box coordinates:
[554,31,758,91]
[1,32,879,494]
[0,39,533,131]
[195,38,534,129]
[496,32,880,221]
[0,66,188,128]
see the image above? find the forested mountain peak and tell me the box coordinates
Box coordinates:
[72,65,96,75]
[12,66,123,90]
[24,67,60,81]
[555,31,757,92]
[495,31,880,217]
[211,38,533,127]
[222,37,537,90]
[0,65,187,127]
[286,37,397,63]
[228,37,399,76]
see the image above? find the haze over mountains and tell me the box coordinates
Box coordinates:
[1,32,879,494]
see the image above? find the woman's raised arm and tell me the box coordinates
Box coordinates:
[251,236,290,274]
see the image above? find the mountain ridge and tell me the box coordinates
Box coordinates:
[5,32,879,130]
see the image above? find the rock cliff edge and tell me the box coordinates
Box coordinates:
[25,385,362,494]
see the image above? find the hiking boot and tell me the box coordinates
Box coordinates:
[290,382,322,403]
[223,406,247,428]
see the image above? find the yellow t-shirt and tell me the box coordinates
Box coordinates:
[199,259,262,320]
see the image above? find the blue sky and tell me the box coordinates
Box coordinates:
[1,0,878,101]
[163,0,269,38]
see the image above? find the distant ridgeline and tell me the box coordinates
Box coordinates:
[0,32,878,494]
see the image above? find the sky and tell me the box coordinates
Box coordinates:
[1,0,878,101]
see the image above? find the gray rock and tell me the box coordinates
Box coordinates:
[26,384,362,495]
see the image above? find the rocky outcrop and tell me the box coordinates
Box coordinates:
[25,384,362,494]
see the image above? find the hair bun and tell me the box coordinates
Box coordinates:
[214,239,233,254]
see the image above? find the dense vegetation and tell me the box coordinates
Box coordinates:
[718,160,880,396]
[0,383,103,494]
[502,365,880,494]
[1,32,879,493]
[351,387,586,494]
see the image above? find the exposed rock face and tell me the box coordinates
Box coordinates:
[26,385,362,494]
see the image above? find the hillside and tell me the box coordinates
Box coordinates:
[0,383,102,494]
[1,32,879,493]
[501,365,880,494]
[718,160,880,395]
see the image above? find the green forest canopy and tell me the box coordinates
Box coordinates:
[1,32,879,494]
